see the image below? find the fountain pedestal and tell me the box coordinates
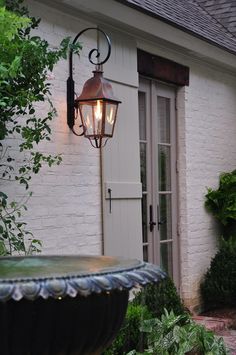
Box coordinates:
[0,255,165,355]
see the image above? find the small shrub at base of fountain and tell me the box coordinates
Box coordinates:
[104,277,186,354]
[103,303,151,355]
[127,309,229,355]
[133,276,186,319]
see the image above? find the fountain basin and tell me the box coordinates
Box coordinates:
[0,255,165,355]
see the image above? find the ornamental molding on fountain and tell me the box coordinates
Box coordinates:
[0,255,165,302]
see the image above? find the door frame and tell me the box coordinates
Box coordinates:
[139,76,180,289]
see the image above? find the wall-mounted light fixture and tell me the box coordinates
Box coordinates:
[67,27,121,148]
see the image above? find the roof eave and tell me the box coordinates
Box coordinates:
[115,0,236,56]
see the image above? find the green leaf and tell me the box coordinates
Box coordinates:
[0,192,8,200]
[0,240,7,256]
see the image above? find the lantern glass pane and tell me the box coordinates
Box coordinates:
[92,100,103,136]
[104,103,118,136]
[79,104,94,136]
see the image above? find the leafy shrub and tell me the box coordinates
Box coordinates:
[133,277,186,319]
[205,170,236,238]
[201,237,236,308]
[104,278,185,354]
[127,309,228,355]
[103,303,151,355]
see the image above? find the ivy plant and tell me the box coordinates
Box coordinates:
[205,170,236,226]
[0,0,81,255]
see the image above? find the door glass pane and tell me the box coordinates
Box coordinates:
[139,90,149,263]
[138,92,146,141]
[158,145,171,191]
[143,245,148,262]
[141,195,148,243]
[160,242,173,277]
[159,194,172,241]
[157,96,170,143]
[140,143,147,191]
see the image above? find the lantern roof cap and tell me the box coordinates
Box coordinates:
[76,70,121,103]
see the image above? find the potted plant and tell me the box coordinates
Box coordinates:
[205,170,236,239]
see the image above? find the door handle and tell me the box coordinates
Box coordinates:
[149,205,156,231]
[108,188,112,214]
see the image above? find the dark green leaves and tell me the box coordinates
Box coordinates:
[0,1,81,255]
[201,237,236,309]
[127,309,228,355]
[0,193,42,255]
[205,170,236,226]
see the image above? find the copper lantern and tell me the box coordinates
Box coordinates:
[67,28,121,148]
[75,69,120,148]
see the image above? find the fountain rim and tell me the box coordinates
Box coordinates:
[0,255,166,302]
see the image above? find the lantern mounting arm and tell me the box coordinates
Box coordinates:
[67,27,111,135]
[69,27,111,79]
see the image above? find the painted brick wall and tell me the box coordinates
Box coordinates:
[178,63,236,311]
[4,1,102,255]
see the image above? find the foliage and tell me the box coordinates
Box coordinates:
[0,191,42,255]
[201,236,236,309]
[104,278,185,354]
[205,170,236,226]
[127,309,229,355]
[0,1,81,254]
[133,277,186,319]
[104,303,152,355]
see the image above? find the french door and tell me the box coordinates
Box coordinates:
[138,77,179,285]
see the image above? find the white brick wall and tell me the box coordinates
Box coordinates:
[3,1,103,255]
[178,63,236,311]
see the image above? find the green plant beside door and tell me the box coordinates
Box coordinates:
[201,170,236,309]
[205,170,236,239]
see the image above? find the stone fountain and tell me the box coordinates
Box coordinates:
[0,255,165,355]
